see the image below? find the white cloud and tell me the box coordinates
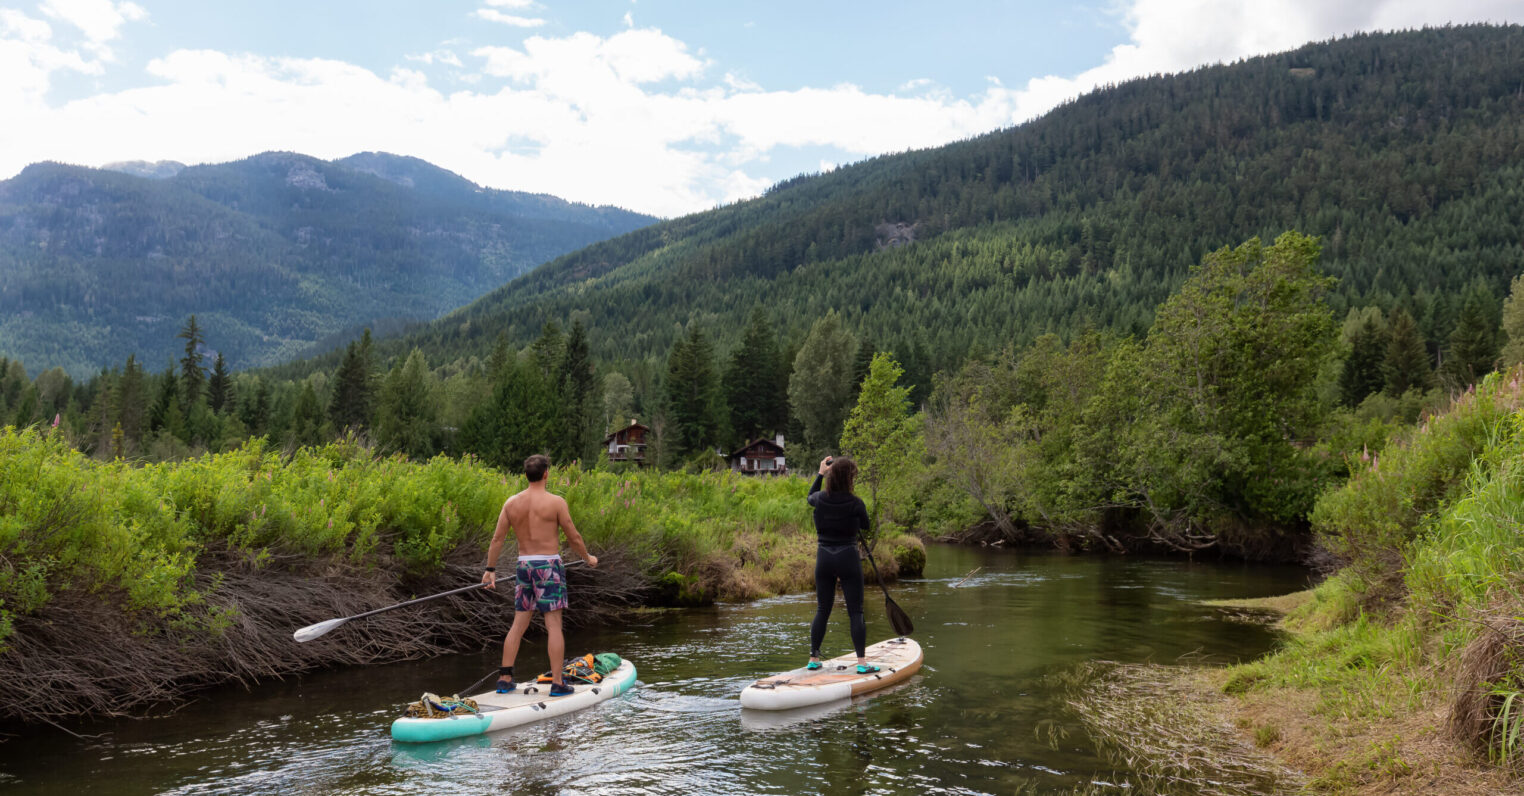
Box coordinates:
[405,49,464,68]
[39,0,145,51]
[1,1,1522,218]
[473,9,546,27]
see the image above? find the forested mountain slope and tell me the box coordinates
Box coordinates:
[0,152,655,377]
[354,25,1523,388]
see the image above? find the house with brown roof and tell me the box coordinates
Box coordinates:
[729,434,787,476]
[603,420,650,466]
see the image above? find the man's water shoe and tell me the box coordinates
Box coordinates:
[549,681,576,697]
[495,678,517,694]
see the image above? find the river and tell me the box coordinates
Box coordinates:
[0,545,1308,795]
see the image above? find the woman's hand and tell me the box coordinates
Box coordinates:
[818,456,833,475]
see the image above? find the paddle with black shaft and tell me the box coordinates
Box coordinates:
[292,582,488,642]
[858,531,914,637]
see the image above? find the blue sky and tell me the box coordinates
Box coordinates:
[3,0,1521,216]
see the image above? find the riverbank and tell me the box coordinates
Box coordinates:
[1199,591,1518,795]
[0,427,924,726]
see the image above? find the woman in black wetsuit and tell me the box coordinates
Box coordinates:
[805,455,880,674]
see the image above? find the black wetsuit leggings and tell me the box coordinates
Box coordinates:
[811,543,866,658]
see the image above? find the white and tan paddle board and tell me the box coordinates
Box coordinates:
[739,637,921,710]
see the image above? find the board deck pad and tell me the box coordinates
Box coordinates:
[740,638,922,710]
[390,660,637,742]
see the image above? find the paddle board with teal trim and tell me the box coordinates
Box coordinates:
[390,659,637,742]
[740,637,921,710]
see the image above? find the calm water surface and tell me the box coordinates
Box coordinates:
[0,546,1308,795]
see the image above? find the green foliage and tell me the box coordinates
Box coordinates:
[840,353,918,545]
[724,308,788,445]
[375,349,439,460]
[459,358,558,471]
[662,326,725,464]
[1445,288,1501,388]
[328,330,374,433]
[1501,275,1524,368]
[1312,369,1524,600]
[1384,308,1433,396]
[789,311,857,460]
[1340,312,1387,407]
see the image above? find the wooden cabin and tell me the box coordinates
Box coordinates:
[603,420,650,466]
[730,434,787,476]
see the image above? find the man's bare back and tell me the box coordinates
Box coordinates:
[502,488,577,556]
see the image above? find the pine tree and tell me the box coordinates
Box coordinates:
[1339,315,1388,406]
[851,338,877,392]
[557,320,598,464]
[376,349,438,459]
[724,308,783,445]
[328,331,374,433]
[207,352,233,413]
[1445,290,1499,387]
[177,315,206,408]
[290,382,325,449]
[487,332,512,383]
[149,364,180,435]
[117,354,147,449]
[530,321,565,381]
[664,326,724,464]
[1502,274,1524,368]
[1384,307,1433,396]
[460,359,558,470]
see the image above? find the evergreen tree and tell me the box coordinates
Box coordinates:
[1502,274,1524,368]
[177,315,206,409]
[149,364,181,436]
[663,326,725,464]
[788,311,858,460]
[530,321,565,381]
[460,359,558,470]
[602,372,634,434]
[851,339,877,393]
[1339,314,1388,406]
[328,330,374,433]
[117,354,148,451]
[207,353,233,414]
[487,331,512,383]
[376,349,438,460]
[1384,308,1434,396]
[1445,290,1499,386]
[724,308,784,445]
[557,320,598,464]
[289,381,325,449]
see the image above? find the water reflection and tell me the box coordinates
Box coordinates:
[0,546,1307,795]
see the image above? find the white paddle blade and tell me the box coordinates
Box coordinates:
[292,617,346,643]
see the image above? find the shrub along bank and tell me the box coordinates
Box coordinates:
[0,427,923,725]
[1218,369,1524,791]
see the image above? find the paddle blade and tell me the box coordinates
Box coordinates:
[292,617,346,643]
[885,597,914,637]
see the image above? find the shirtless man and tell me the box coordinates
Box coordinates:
[482,454,598,697]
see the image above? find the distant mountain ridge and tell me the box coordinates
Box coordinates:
[330,25,1524,388]
[0,152,655,377]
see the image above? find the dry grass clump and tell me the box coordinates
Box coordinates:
[1063,661,1305,795]
[1449,602,1524,771]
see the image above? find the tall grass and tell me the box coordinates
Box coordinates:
[0,426,923,650]
[1228,369,1524,774]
